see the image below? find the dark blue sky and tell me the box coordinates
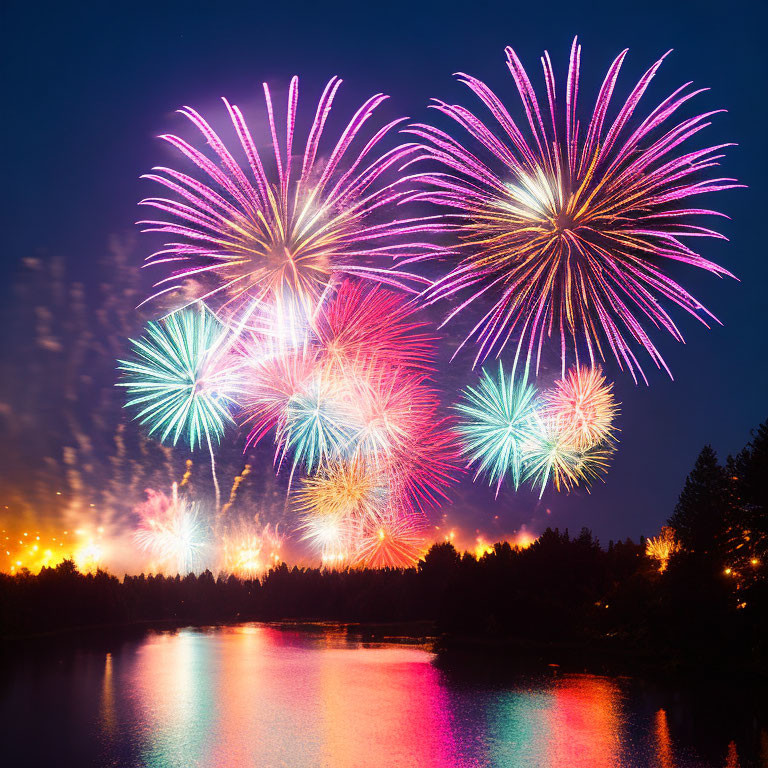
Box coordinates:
[2,0,765,543]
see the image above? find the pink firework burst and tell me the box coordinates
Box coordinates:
[350,368,442,465]
[540,366,619,450]
[406,38,742,381]
[352,511,426,569]
[314,280,437,373]
[140,77,437,319]
[239,346,319,449]
[388,411,461,513]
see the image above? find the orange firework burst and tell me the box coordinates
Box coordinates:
[541,366,619,450]
[646,526,680,572]
[353,512,425,569]
[295,460,388,522]
[219,523,283,578]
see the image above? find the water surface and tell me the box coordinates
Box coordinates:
[2,623,765,767]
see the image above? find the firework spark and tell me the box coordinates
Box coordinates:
[541,366,619,449]
[280,372,358,473]
[133,486,210,574]
[240,346,318,448]
[572,441,614,488]
[219,522,283,578]
[314,280,436,374]
[407,38,741,381]
[523,414,582,498]
[118,305,240,508]
[140,77,433,320]
[299,509,354,569]
[118,305,238,450]
[295,460,389,522]
[295,459,392,566]
[454,363,538,493]
[350,370,440,466]
[646,526,680,572]
[353,512,425,569]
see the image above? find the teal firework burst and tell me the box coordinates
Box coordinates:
[454,363,538,493]
[524,413,614,498]
[279,374,357,474]
[523,413,581,498]
[118,305,237,451]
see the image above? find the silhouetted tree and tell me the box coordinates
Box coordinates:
[730,420,768,567]
[2,420,767,675]
[668,445,729,561]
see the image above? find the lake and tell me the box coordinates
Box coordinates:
[1,623,765,767]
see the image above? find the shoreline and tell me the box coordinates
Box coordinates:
[4,617,766,686]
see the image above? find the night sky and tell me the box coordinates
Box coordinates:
[2,0,765,546]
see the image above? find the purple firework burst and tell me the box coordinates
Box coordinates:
[406,38,742,381]
[139,77,439,321]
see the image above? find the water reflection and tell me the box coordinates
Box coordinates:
[1,624,764,768]
[654,708,675,768]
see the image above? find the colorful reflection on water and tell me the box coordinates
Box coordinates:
[1,624,764,767]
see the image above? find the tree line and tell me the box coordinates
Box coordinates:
[1,420,766,675]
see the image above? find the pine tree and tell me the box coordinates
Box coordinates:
[668,445,729,561]
[730,420,768,568]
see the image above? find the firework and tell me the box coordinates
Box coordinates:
[350,370,439,465]
[540,366,618,449]
[73,539,105,574]
[133,486,210,574]
[295,459,391,566]
[219,522,283,578]
[523,414,582,498]
[572,441,614,487]
[240,347,318,448]
[280,372,359,473]
[118,305,238,449]
[373,405,460,514]
[314,280,436,374]
[118,305,239,508]
[140,77,433,320]
[454,363,538,493]
[295,460,389,522]
[299,508,355,568]
[407,38,740,380]
[646,526,680,572]
[353,512,425,569]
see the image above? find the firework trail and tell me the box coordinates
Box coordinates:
[219,463,252,519]
[406,38,741,381]
[0,246,184,528]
